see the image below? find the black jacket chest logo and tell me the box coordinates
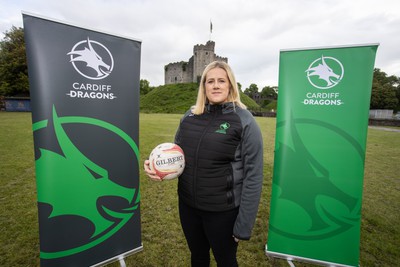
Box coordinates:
[215,122,230,134]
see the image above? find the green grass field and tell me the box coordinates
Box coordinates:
[0,112,399,267]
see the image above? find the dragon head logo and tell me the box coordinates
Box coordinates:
[270,117,362,240]
[306,55,344,89]
[34,106,139,259]
[68,37,114,80]
[215,122,230,134]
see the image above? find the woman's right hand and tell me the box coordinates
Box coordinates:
[143,159,162,182]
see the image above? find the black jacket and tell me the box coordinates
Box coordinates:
[175,102,263,240]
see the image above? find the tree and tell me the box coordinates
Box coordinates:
[237,82,242,92]
[370,68,399,110]
[244,83,259,99]
[140,79,151,95]
[258,86,278,109]
[0,26,29,96]
[396,85,400,112]
[260,86,278,100]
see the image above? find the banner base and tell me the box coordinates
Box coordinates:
[119,258,126,267]
[265,244,358,267]
[90,245,143,267]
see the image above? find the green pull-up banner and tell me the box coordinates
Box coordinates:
[266,44,378,267]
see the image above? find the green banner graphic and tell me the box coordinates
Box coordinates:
[266,44,378,267]
[23,13,142,266]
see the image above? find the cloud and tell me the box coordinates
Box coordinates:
[1,0,399,89]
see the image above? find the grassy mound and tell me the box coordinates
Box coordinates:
[140,83,260,114]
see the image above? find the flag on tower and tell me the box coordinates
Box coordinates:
[210,21,213,33]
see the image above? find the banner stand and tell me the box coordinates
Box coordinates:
[23,12,143,267]
[265,44,378,267]
[265,245,355,267]
[90,247,143,267]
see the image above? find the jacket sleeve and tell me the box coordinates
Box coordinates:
[174,122,182,145]
[174,109,192,145]
[233,110,264,240]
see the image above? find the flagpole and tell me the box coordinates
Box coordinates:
[209,20,212,41]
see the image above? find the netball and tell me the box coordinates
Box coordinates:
[149,143,185,180]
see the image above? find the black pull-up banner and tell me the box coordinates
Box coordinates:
[23,12,142,266]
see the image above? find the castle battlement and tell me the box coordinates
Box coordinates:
[165,61,187,69]
[165,41,227,84]
[193,41,215,52]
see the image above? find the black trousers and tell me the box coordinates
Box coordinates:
[179,200,239,267]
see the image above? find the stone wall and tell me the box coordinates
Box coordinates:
[369,118,400,127]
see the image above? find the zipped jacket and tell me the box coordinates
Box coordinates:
[175,102,263,240]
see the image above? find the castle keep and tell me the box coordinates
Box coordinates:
[164,41,228,84]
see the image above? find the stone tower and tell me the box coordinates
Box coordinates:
[164,41,227,85]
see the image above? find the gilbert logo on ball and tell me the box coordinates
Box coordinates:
[149,143,185,180]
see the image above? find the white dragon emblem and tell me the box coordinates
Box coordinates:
[68,38,113,79]
[306,55,343,89]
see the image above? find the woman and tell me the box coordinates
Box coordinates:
[144,61,263,266]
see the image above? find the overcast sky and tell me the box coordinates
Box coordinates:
[1,0,399,89]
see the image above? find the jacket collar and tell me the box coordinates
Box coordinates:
[205,102,235,114]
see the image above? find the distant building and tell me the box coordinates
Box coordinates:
[3,97,31,112]
[164,41,227,84]
[369,109,393,119]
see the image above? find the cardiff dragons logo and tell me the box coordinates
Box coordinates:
[68,37,114,80]
[306,55,344,89]
[33,106,140,259]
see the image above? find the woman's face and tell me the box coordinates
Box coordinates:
[205,67,231,105]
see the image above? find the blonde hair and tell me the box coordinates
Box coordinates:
[192,61,246,115]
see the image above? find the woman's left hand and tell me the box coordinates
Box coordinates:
[143,159,162,181]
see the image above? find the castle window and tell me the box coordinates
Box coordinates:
[206,52,208,55]
[175,77,177,82]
